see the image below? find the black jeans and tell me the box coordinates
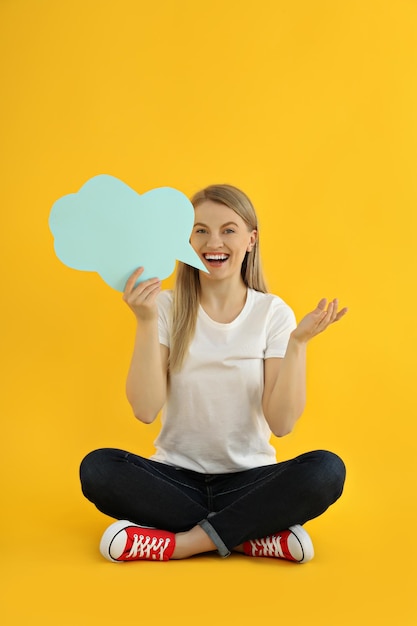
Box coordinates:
[80,448,346,556]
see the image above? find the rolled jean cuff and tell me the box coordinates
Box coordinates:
[198,516,231,557]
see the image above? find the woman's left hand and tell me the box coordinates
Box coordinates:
[291,298,348,344]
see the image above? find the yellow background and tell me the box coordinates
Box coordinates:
[1,0,416,624]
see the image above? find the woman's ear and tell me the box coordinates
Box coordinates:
[247,229,258,251]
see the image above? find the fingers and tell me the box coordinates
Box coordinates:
[123,267,161,305]
[328,299,349,324]
[135,279,161,302]
[335,306,348,322]
[124,266,145,293]
[318,300,334,328]
[316,298,327,311]
[318,298,348,331]
[329,298,338,323]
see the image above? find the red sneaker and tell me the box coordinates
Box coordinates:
[243,525,314,563]
[99,520,176,562]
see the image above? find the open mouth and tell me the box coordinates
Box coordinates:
[203,253,230,266]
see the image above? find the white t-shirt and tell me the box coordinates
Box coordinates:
[151,288,297,473]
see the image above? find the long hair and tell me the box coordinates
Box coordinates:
[169,184,268,372]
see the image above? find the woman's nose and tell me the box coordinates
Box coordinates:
[207,232,224,248]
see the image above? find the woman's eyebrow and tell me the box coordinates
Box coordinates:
[193,221,240,228]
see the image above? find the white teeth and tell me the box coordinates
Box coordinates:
[204,254,229,260]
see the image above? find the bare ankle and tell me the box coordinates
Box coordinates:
[172,525,217,559]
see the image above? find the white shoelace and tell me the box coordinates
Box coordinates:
[127,533,172,561]
[249,535,285,558]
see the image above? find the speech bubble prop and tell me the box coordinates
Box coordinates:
[49,175,208,291]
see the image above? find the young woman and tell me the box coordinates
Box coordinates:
[80,184,347,564]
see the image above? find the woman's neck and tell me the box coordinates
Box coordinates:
[198,275,248,323]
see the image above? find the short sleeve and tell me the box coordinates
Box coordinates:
[156,290,173,348]
[264,299,297,359]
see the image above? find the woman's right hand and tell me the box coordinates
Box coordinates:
[123,267,161,322]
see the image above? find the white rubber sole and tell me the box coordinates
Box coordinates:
[99,520,154,562]
[288,524,315,563]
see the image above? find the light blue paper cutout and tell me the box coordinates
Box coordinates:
[49,175,208,292]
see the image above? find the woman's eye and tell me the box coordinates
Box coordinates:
[224,229,235,234]
[195,229,207,234]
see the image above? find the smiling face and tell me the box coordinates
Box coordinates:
[190,200,257,282]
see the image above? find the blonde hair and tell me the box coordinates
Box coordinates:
[169,184,268,372]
